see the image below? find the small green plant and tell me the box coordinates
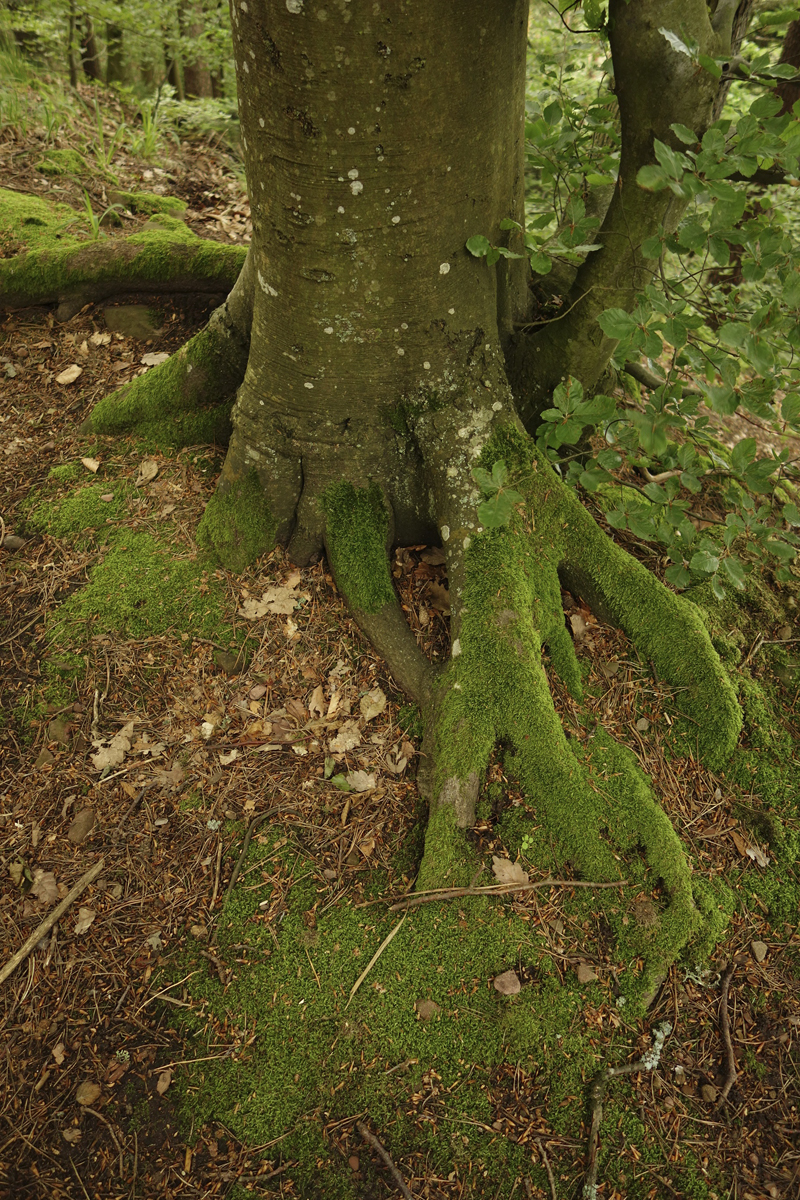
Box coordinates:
[81,191,124,241]
[92,97,126,171]
[470,460,524,528]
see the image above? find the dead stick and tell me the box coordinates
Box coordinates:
[0,858,105,985]
[389,877,627,911]
[716,962,737,1106]
[357,1121,413,1200]
[535,1137,558,1200]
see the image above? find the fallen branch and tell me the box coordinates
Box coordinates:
[536,1137,558,1200]
[348,917,406,1007]
[357,1120,413,1200]
[716,962,737,1106]
[582,1022,672,1200]
[389,876,627,912]
[0,857,105,986]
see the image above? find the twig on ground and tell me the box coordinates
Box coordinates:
[0,858,105,985]
[84,1107,125,1177]
[582,1022,672,1200]
[535,1137,558,1200]
[91,649,111,738]
[389,877,627,911]
[357,1120,413,1199]
[716,962,737,1106]
[348,917,406,1007]
[209,838,223,912]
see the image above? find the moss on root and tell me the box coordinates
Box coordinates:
[109,190,187,217]
[322,482,396,615]
[197,468,277,573]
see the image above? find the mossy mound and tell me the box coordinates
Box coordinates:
[36,148,89,176]
[109,190,187,218]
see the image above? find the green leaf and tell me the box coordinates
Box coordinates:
[721,556,746,589]
[711,576,726,601]
[466,234,491,258]
[330,774,351,791]
[690,550,720,574]
[598,308,638,339]
[698,54,723,79]
[750,94,783,119]
[637,164,667,191]
[471,466,496,493]
[543,101,563,125]
[783,502,800,526]
[670,123,697,145]
[730,437,757,474]
[665,563,692,588]
[478,490,522,529]
[491,460,510,489]
[324,755,335,779]
[499,217,521,231]
[782,393,800,423]
[643,481,669,504]
[659,28,692,58]
[529,250,553,275]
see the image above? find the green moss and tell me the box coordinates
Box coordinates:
[36,148,89,176]
[25,480,129,545]
[47,463,83,484]
[110,190,187,217]
[0,187,245,311]
[197,469,276,573]
[322,482,395,614]
[49,531,232,643]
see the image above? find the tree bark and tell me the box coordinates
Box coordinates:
[180,1,213,98]
[105,22,126,85]
[80,12,103,82]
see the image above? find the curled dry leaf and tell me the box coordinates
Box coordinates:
[80,456,100,473]
[156,1069,172,1095]
[31,869,59,905]
[491,856,529,887]
[576,963,598,985]
[239,584,306,619]
[141,351,170,367]
[308,684,325,718]
[74,906,97,935]
[219,749,239,766]
[493,970,521,996]
[90,330,111,346]
[62,1128,82,1144]
[56,363,82,385]
[359,686,387,723]
[52,1042,66,1065]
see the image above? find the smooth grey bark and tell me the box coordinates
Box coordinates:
[211,0,529,563]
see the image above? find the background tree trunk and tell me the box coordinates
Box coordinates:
[105,22,126,85]
[180,1,213,98]
[79,12,103,82]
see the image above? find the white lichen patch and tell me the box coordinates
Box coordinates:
[441,525,450,542]
[286,0,303,11]
[350,180,363,195]
[257,271,278,298]
[451,638,461,657]
[439,263,451,275]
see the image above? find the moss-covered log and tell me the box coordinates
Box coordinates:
[0,188,245,320]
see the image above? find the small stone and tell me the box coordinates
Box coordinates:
[67,808,96,844]
[1,534,25,552]
[751,939,768,963]
[103,304,163,341]
[635,717,650,732]
[493,970,521,996]
[700,1083,718,1103]
[75,1081,101,1106]
[414,998,441,1020]
[348,1155,360,1172]
[576,963,598,985]
[35,748,55,769]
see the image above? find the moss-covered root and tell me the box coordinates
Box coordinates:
[424,522,701,973]
[85,252,255,450]
[322,482,434,705]
[553,474,741,769]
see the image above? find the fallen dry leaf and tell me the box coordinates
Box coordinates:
[491,856,529,887]
[52,1043,66,1065]
[141,351,170,367]
[90,331,111,346]
[308,684,325,717]
[156,1069,172,1095]
[80,456,100,473]
[30,869,58,905]
[75,1081,101,1106]
[329,720,361,754]
[56,363,82,385]
[74,906,96,935]
[347,770,376,792]
[90,721,135,771]
[62,1128,82,1144]
[576,963,598,985]
[415,998,441,1020]
[218,749,239,766]
[360,686,387,723]
[136,458,159,485]
[428,581,451,613]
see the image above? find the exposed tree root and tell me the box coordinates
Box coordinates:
[86,252,254,449]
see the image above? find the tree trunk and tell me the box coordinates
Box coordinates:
[67,0,78,89]
[180,1,213,98]
[105,22,126,85]
[87,0,743,980]
[80,12,103,83]
[776,19,800,116]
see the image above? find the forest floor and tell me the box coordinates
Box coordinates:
[1,83,799,1200]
